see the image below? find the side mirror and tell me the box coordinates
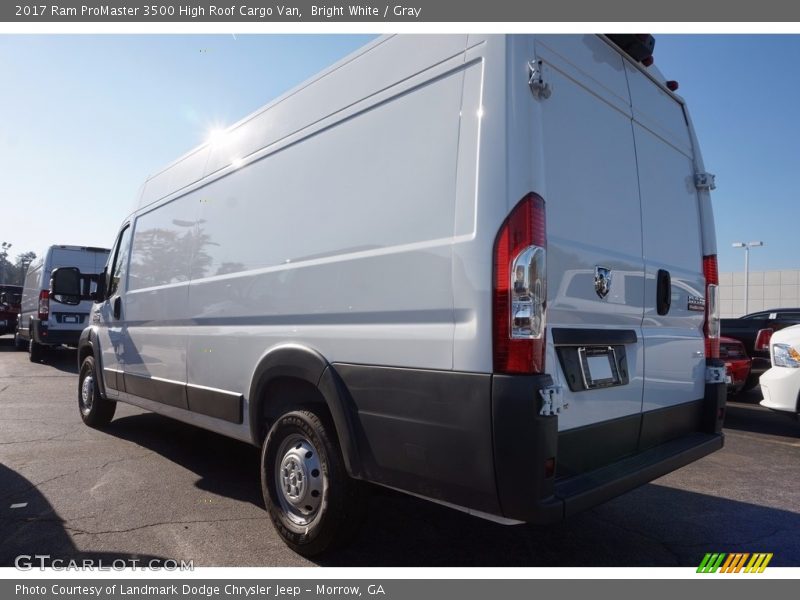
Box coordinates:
[96,267,107,301]
[50,267,82,306]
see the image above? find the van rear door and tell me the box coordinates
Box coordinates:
[48,247,109,331]
[534,36,646,452]
[625,63,707,416]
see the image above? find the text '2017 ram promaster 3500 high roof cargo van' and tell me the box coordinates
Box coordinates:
[51,34,725,556]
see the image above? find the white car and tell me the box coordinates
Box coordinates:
[760,324,800,416]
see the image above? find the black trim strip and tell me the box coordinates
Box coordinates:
[551,327,637,346]
[103,368,124,392]
[557,413,641,479]
[640,399,704,450]
[557,398,706,479]
[187,384,243,424]
[123,373,188,410]
[120,372,243,424]
[335,363,500,515]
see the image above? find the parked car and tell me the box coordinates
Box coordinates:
[719,336,751,395]
[0,284,23,336]
[51,34,726,556]
[759,324,800,417]
[721,308,800,391]
[16,245,110,361]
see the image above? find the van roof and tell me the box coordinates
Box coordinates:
[133,34,688,218]
[131,34,395,215]
[48,245,110,253]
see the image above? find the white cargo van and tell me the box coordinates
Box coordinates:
[52,34,726,556]
[17,245,110,361]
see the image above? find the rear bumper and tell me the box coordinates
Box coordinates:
[31,319,83,347]
[492,367,726,524]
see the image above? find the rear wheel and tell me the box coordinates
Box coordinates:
[28,337,46,362]
[261,408,366,557]
[78,356,116,427]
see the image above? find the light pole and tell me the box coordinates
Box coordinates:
[0,242,11,285]
[732,241,764,315]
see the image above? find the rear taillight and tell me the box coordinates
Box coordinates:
[703,255,719,358]
[38,289,50,321]
[755,328,773,352]
[493,193,546,374]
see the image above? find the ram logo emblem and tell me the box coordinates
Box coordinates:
[594,266,613,299]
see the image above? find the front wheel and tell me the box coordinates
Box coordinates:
[78,356,116,427]
[261,409,366,557]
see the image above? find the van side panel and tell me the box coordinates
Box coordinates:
[172,38,471,447]
[450,36,506,374]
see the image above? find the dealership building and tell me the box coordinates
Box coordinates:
[718,269,800,318]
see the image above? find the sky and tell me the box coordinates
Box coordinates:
[0,34,798,274]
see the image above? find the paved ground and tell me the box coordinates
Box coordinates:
[1,335,798,567]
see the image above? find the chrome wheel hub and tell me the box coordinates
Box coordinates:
[275,435,324,525]
[81,374,94,413]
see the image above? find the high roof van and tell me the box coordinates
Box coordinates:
[52,34,726,556]
[17,245,109,361]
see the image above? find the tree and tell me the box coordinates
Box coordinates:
[0,245,37,285]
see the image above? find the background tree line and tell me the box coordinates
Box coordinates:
[0,242,36,286]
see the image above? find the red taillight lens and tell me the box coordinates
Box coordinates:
[38,289,50,321]
[493,193,547,374]
[755,328,773,352]
[703,255,719,359]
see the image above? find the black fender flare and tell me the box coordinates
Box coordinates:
[77,327,108,399]
[247,344,362,478]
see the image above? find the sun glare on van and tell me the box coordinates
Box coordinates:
[207,127,227,145]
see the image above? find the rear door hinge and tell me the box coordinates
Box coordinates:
[539,384,567,416]
[528,59,552,100]
[695,172,716,191]
[706,365,728,384]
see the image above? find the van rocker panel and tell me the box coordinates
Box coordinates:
[120,373,244,424]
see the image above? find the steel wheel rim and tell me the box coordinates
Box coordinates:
[80,373,94,414]
[273,433,325,526]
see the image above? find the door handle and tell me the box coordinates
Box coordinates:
[656,269,671,316]
[113,297,121,320]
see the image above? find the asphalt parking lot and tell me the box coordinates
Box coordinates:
[1,335,799,567]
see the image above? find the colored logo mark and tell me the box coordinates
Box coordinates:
[697,553,773,573]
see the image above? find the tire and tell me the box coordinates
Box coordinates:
[742,375,760,392]
[78,356,116,427]
[28,337,46,362]
[261,408,366,557]
[14,331,26,351]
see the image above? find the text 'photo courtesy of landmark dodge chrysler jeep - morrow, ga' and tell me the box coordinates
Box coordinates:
[50,34,726,557]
